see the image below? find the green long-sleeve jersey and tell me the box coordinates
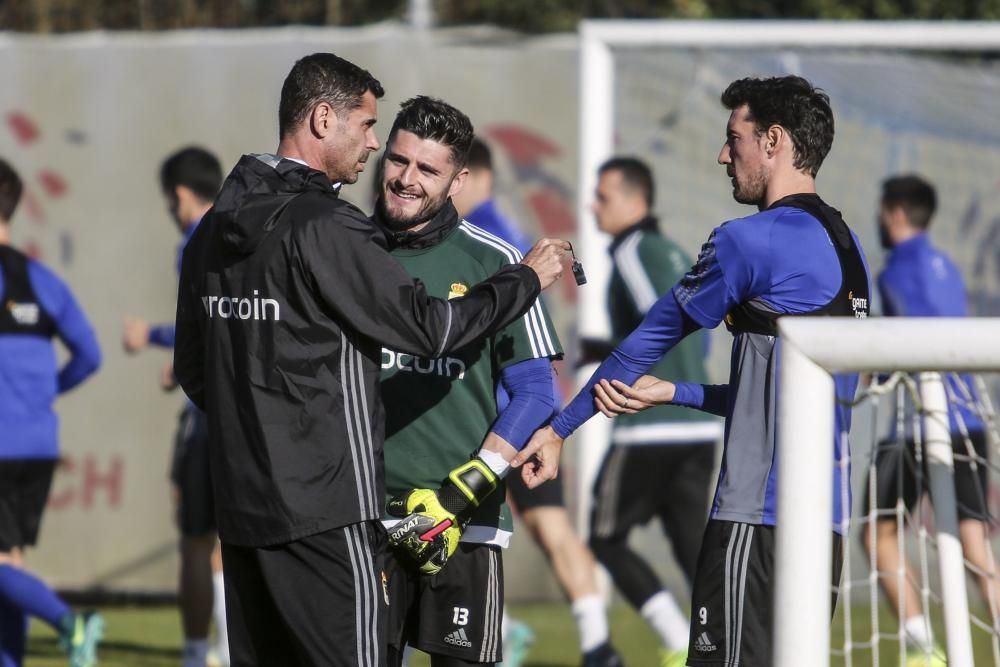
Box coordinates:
[381,218,562,546]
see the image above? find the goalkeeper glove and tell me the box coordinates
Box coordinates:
[386,457,500,575]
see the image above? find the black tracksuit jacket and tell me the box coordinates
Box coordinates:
[174,155,541,546]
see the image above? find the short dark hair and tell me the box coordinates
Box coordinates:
[278,52,385,138]
[466,136,493,172]
[160,147,223,202]
[721,76,834,178]
[598,156,655,208]
[0,159,23,223]
[881,174,937,230]
[387,96,474,168]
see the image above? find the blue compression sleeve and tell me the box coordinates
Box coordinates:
[491,358,556,450]
[672,382,730,417]
[551,292,700,438]
[148,323,176,348]
[0,565,70,630]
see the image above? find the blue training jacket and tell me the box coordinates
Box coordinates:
[0,250,101,459]
[879,232,983,434]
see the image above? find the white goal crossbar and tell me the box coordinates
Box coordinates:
[776,317,1000,667]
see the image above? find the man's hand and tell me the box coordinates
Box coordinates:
[160,361,178,392]
[520,239,571,291]
[386,489,462,576]
[123,318,150,354]
[510,425,564,489]
[387,458,500,575]
[593,375,675,418]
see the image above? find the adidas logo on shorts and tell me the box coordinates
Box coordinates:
[444,627,473,648]
[694,631,717,653]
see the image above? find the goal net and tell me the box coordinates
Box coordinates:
[836,366,1000,667]
[574,19,1000,667]
[777,317,1000,667]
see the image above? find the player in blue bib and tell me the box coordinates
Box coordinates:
[514,76,871,667]
[0,159,103,667]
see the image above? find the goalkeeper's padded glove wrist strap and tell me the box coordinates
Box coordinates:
[437,458,500,520]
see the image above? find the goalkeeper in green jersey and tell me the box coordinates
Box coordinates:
[375,96,564,667]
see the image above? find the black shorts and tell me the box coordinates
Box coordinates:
[0,459,57,551]
[590,442,715,582]
[222,521,387,667]
[507,465,564,511]
[863,431,989,521]
[386,542,504,664]
[170,404,216,536]
[686,520,843,667]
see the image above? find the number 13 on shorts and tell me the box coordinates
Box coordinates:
[452,607,469,625]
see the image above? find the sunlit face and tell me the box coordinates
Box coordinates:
[718,105,769,207]
[377,129,466,230]
[590,169,641,236]
[324,91,380,184]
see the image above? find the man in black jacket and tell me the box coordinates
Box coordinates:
[174,53,567,667]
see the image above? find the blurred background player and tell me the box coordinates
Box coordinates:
[453,137,622,667]
[862,174,995,667]
[0,158,103,667]
[122,147,229,667]
[582,157,720,667]
[376,96,565,667]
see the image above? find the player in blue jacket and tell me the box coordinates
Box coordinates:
[862,174,993,666]
[122,147,228,667]
[514,76,871,667]
[0,159,102,667]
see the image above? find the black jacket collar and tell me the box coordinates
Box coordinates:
[373,200,460,251]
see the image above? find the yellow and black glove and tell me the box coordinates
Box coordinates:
[386,457,500,575]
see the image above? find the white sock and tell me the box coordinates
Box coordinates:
[904,614,935,653]
[571,593,609,653]
[640,591,689,650]
[501,606,510,643]
[182,638,209,667]
[213,571,230,664]
[401,644,416,667]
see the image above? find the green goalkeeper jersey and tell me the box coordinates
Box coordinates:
[380,217,563,547]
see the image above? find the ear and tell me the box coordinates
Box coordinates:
[448,168,470,200]
[174,184,195,208]
[310,102,335,139]
[764,125,785,158]
[888,206,910,230]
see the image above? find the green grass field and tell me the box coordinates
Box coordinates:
[23,601,1000,666]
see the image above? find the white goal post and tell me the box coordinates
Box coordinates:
[777,317,1000,667]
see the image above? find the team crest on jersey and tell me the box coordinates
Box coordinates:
[7,300,40,326]
[448,283,468,300]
